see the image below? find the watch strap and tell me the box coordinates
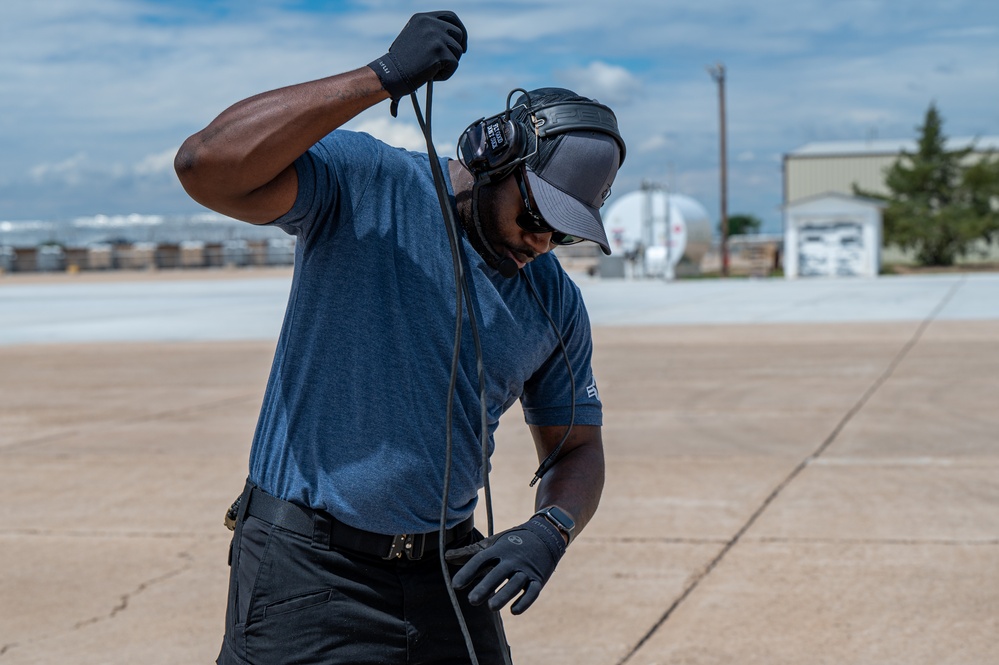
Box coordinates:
[534,506,575,542]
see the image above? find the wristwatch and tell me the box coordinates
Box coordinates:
[534,506,575,543]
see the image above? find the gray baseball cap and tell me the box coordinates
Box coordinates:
[524,130,622,255]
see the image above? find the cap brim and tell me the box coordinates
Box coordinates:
[525,169,612,255]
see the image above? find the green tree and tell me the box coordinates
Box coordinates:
[726,213,762,236]
[859,103,999,266]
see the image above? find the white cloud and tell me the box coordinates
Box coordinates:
[29,153,90,185]
[351,118,426,152]
[29,148,179,185]
[133,148,179,177]
[557,62,644,105]
[638,134,675,154]
[350,117,454,155]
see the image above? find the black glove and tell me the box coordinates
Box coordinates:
[446,516,566,615]
[368,10,467,115]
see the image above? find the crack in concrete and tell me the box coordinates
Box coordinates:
[69,576,172,628]
[76,552,194,629]
[614,278,967,665]
[0,551,194,659]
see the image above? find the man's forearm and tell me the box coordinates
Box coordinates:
[175,67,389,222]
[531,424,605,541]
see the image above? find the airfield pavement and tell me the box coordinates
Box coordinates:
[1,267,997,664]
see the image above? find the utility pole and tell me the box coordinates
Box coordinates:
[707,62,729,277]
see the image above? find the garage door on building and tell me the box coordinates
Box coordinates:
[784,193,884,279]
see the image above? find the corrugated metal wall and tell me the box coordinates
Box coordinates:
[784,154,899,202]
[784,144,997,204]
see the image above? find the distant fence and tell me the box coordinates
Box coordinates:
[0,239,296,273]
[882,238,999,265]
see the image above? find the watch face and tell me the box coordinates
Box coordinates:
[546,506,575,531]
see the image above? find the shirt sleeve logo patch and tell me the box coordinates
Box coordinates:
[586,378,599,400]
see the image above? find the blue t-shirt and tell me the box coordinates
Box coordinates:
[247,130,601,535]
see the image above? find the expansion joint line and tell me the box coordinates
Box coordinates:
[615,277,966,665]
[0,393,259,454]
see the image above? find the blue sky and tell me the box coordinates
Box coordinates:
[1,0,997,234]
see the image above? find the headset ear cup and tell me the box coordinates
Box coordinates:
[458,115,529,179]
[457,121,485,173]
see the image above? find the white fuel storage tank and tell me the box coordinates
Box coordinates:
[602,189,713,277]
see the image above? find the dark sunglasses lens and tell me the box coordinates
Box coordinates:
[516,212,551,234]
[516,213,584,246]
[551,233,583,246]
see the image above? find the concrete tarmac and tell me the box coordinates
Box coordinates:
[1,270,997,664]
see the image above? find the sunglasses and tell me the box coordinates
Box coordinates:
[513,168,584,246]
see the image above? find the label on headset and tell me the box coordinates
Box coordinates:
[486,120,506,150]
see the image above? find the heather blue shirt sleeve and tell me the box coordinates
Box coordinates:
[271,131,377,241]
[520,268,602,427]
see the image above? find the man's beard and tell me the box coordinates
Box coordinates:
[460,183,538,273]
[463,195,505,271]
[455,179,504,272]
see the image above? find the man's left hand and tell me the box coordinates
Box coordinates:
[446,516,566,614]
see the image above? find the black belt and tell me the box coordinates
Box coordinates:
[240,484,474,561]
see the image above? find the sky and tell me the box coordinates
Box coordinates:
[1,0,997,235]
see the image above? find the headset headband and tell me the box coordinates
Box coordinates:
[532,101,626,164]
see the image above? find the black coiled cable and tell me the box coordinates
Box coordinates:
[409,82,496,665]
[410,82,577,665]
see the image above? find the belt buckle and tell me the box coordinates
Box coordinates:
[383,533,425,560]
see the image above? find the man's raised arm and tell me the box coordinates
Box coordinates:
[174,69,388,224]
[174,10,466,224]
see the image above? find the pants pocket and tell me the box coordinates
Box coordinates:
[235,517,273,626]
[264,589,334,619]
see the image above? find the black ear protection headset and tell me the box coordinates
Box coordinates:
[458,88,626,183]
[456,88,627,278]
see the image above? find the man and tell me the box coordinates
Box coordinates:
[175,10,624,665]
